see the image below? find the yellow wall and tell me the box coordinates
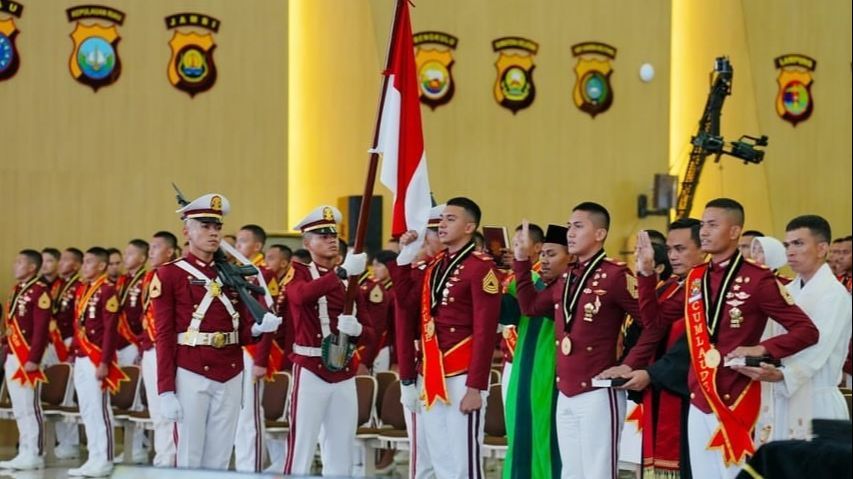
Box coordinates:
[0,0,287,295]
[290,0,674,257]
[671,0,852,239]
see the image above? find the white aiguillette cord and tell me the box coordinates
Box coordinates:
[218,240,275,309]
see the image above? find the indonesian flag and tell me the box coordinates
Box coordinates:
[376,1,431,265]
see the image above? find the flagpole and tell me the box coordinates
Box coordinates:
[343,0,406,314]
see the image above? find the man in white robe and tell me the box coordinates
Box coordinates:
[736,215,852,443]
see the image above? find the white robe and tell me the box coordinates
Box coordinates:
[757,263,852,444]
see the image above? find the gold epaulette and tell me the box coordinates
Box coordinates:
[472,251,494,262]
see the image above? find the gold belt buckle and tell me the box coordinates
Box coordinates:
[211,332,226,349]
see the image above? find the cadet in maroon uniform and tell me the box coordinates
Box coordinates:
[359,250,397,373]
[396,197,502,479]
[0,250,51,471]
[513,202,656,479]
[152,193,281,470]
[68,247,125,477]
[137,231,178,467]
[114,239,149,463]
[263,243,294,472]
[284,205,372,476]
[682,198,818,478]
[233,224,276,473]
[387,203,445,479]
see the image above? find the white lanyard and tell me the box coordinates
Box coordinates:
[308,262,356,338]
[175,260,239,332]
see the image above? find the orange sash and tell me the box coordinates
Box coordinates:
[115,270,146,347]
[48,322,69,362]
[74,276,129,393]
[503,327,518,360]
[420,248,475,409]
[5,278,48,387]
[685,264,760,466]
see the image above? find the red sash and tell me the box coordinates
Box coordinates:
[244,341,286,381]
[4,279,47,386]
[115,271,145,348]
[685,265,760,466]
[502,327,518,361]
[74,277,129,393]
[48,277,71,361]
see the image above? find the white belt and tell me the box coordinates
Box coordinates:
[293,344,322,357]
[177,331,239,348]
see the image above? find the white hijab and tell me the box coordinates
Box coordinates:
[752,236,787,270]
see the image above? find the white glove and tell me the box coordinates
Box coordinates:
[400,383,421,412]
[252,312,282,336]
[337,314,363,336]
[159,392,183,421]
[340,252,367,276]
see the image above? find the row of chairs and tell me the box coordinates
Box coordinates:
[1,364,511,471]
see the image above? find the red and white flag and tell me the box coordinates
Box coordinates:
[375,1,431,264]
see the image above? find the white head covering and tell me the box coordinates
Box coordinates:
[751,236,787,270]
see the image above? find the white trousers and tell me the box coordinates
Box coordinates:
[4,355,44,458]
[501,361,512,407]
[555,387,626,479]
[116,344,145,457]
[73,357,115,467]
[404,376,435,479]
[234,350,266,472]
[373,346,391,373]
[687,405,743,479]
[284,364,357,476]
[141,348,176,467]
[421,374,487,479]
[174,367,242,470]
[44,339,79,451]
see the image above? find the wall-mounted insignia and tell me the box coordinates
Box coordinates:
[413,31,457,110]
[774,54,815,126]
[492,36,538,114]
[571,42,616,118]
[67,4,125,91]
[166,12,220,97]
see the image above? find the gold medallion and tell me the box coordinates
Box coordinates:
[704,347,721,368]
[425,319,435,339]
[561,336,572,356]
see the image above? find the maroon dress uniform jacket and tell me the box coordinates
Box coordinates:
[53,275,81,340]
[4,279,52,364]
[116,270,146,351]
[394,249,502,391]
[685,257,818,413]
[359,278,395,368]
[71,280,119,365]
[286,261,374,382]
[152,254,260,394]
[514,255,651,397]
[387,260,426,382]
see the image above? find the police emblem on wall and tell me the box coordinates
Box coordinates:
[571,42,616,118]
[67,5,124,91]
[413,31,457,110]
[0,1,23,82]
[774,54,815,126]
[166,13,219,98]
[492,36,538,114]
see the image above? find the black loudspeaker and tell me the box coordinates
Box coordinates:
[337,195,383,255]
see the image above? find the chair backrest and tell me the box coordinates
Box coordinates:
[490,369,501,387]
[484,383,506,437]
[41,364,71,406]
[111,366,141,410]
[841,387,852,418]
[355,375,376,427]
[262,372,291,421]
[374,370,398,419]
[0,377,9,408]
[380,380,406,430]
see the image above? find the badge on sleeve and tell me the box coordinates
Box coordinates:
[38,292,52,310]
[776,280,795,305]
[483,269,500,295]
[626,273,638,299]
[106,295,119,313]
[149,274,162,298]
